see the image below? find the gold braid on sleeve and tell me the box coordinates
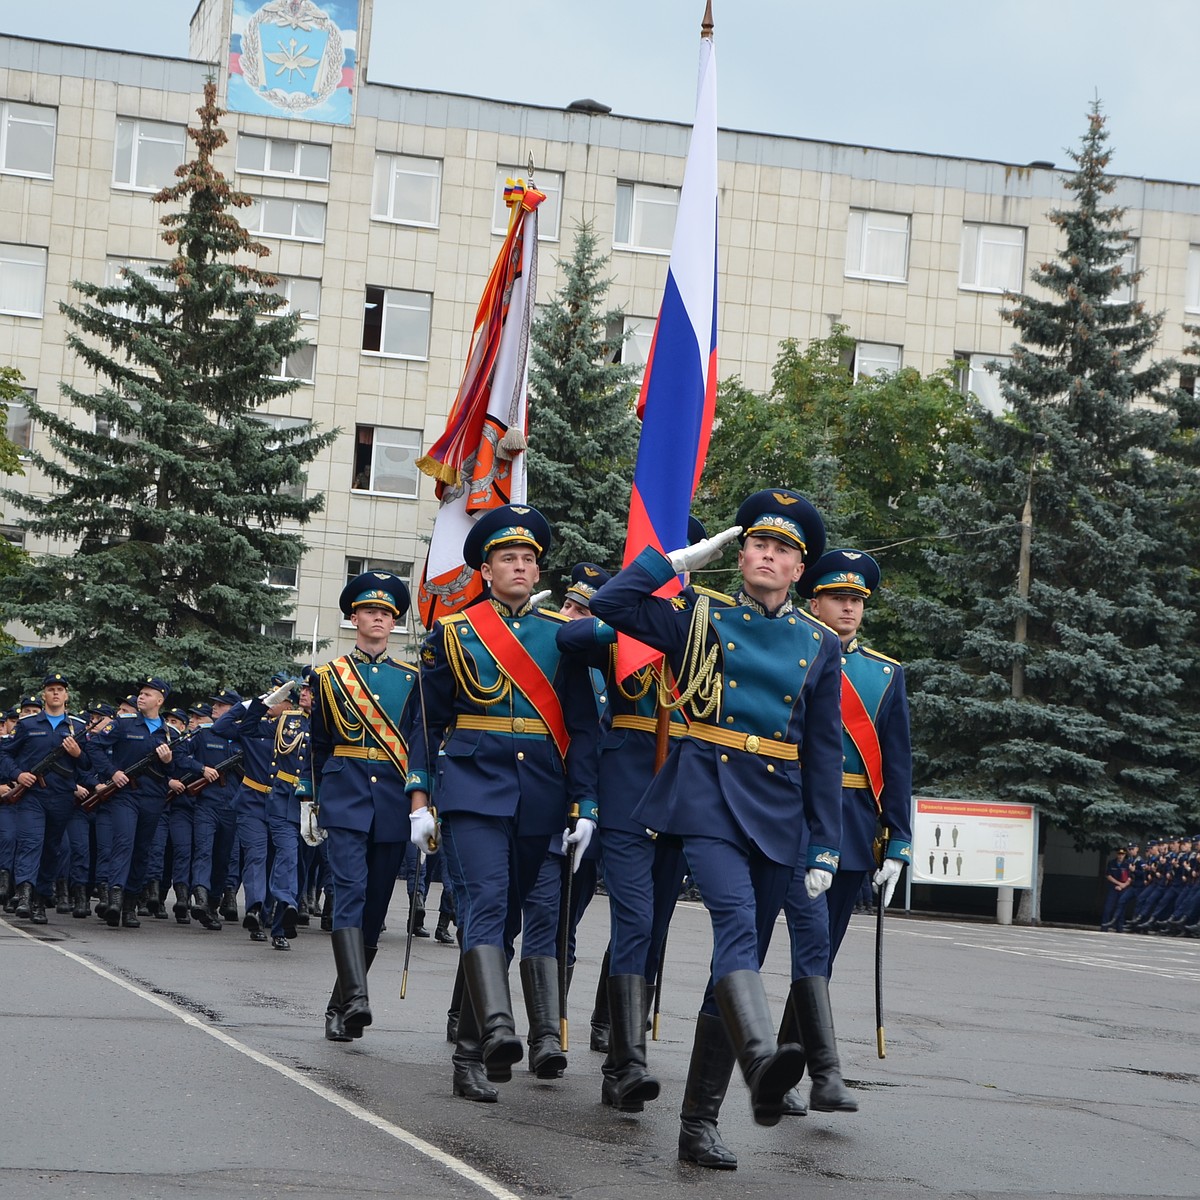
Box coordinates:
[274,714,305,757]
[444,621,512,709]
[656,594,721,720]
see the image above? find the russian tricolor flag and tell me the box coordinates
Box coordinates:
[617,15,719,680]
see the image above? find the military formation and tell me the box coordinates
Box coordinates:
[0,487,918,1171]
[1100,839,1200,935]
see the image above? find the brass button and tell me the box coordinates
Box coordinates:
[788,616,796,624]
[370,775,377,783]
[405,673,413,681]
[371,666,378,674]
[884,666,892,674]
[517,751,525,761]
[799,660,807,668]
[812,631,820,640]
[373,693,381,700]
[726,716,735,725]
[745,734,760,754]
[600,694,607,703]
[767,764,775,773]
[773,732,783,739]
[713,612,722,621]
[726,642,735,650]
[513,621,521,629]
[512,717,526,733]
[720,754,729,763]
[743,613,752,621]
[728,680,738,688]
[784,695,793,702]
[841,657,847,666]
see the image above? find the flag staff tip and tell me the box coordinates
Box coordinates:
[701,0,714,38]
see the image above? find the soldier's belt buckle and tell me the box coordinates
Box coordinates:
[744,734,761,754]
[512,717,526,733]
[367,747,382,760]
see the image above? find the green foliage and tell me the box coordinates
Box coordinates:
[696,326,977,659]
[903,102,1200,846]
[526,222,640,587]
[0,81,336,704]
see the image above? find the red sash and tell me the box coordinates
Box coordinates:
[463,604,571,760]
[841,674,883,808]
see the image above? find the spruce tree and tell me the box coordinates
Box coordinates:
[526,222,640,585]
[0,80,335,700]
[905,102,1198,845]
[0,365,29,655]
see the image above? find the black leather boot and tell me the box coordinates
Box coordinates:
[409,890,429,938]
[94,880,110,919]
[462,944,523,1082]
[331,926,372,1038]
[191,886,218,929]
[105,885,123,927]
[121,888,141,928]
[172,883,192,924]
[520,956,567,1079]
[320,889,334,931]
[715,970,805,1127]
[0,868,11,906]
[590,945,611,1053]
[777,990,808,1116]
[219,887,239,922]
[601,974,660,1112]
[453,993,499,1103]
[243,902,266,940]
[677,1011,738,1169]
[297,891,311,926]
[791,976,858,1113]
[71,883,90,919]
[434,911,454,943]
[446,958,465,1043]
[29,888,49,925]
[14,881,33,919]
[325,945,377,1040]
[55,878,71,914]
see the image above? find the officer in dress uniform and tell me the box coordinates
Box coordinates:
[0,673,93,924]
[407,506,600,1104]
[589,489,843,1169]
[85,677,199,928]
[778,549,912,1117]
[310,572,424,1043]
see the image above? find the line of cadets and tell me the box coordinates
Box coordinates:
[1100,838,1200,935]
[0,484,914,1172]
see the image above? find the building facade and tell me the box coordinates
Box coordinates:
[4,1,1200,663]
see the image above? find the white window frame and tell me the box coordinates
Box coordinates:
[959,222,1025,294]
[265,563,299,589]
[492,167,563,242]
[254,413,310,499]
[606,315,655,380]
[244,196,327,243]
[236,133,330,182]
[262,619,297,641]
[0,525,26,549]
[1106,242,1138,307]
[0,100,56,179]
[372,153,442,228]
[104,257,174,320]
[5,394,33,457]
[961,352,1012,414]
[112,117,186,192]
[342,556,414,634]
[853,342,902,380]
[266,276,320,322]
[351,425,422,498]
[270,344,316,384]
[0,243,47,318]
[614,181,680,254]
[361,286,431,360]
[845,210,911,283]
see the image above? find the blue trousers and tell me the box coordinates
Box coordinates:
[107,790,168,892]
[0,804,17,874]
[65,808,90,887]
[14,791,76,891]
[325,826,403,947]
[192,796,236,895]
[146,809,169,885]
[235,788,269,911]
[601,827,686,978]
[267,788,300,932]
[168,798,196,887]
[519,851,598,963]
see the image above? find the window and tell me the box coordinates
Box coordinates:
[266,563,299,588]
[845,210,910,282]
[237,134,330,182]
[372,153,441,227]
[263,620,296,641]
[0,244,47,317]
[1184,247,1200,313]
[113,117,186,191]
[958,352,1012,414]
[244,196,327,242]
[344,556,414,633]
[362,286,431,359]
[1,100,56,178]
[5,396,32,454]
[253,413,310,499]
[352,425,421,497]
[0,525,25,549]
[104,257,173,320]
[268,276,320,322]
[492,167,563,241]
[606,315,655,379]
[960,223,1025,293]
[1107,242,1138,306]
[271,344,317,383]
[853,342,902,380]
[614,181,679,253]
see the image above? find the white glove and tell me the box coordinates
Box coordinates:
[261,679,295,707]
[409,805,438,853]
[561,817,596,871]
[299,800,327,846]
[667,525,742,574]
[805,867,833,900]
[873,858,904,908]
[530,589,552,608]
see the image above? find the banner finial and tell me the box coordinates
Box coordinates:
[701,0,714,38]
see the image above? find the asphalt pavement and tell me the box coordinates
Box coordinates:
[2,889,1197,1200]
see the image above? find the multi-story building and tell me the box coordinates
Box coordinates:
[4,0,1200,662]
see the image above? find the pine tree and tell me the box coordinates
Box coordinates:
[525,222,640,585]
[904,102,1199,845]
[0,365,29,656]
[0,80,335,700]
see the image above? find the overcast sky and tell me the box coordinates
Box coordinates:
[5,0,1199,183]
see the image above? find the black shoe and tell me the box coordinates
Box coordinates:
[296,896,311,926]
[250,929,268,942]
[271,935,291,951]
[243,904,262,935]
[191,887,218,929]
[320,891,334,932]
[282,905,298,939]
[325,978,352,1043]
[678,1011,738,1169]
[219,888,239,922]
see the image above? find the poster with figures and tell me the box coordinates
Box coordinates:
[910,797,1036,888]
[227,0,360,126]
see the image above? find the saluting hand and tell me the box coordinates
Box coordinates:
[667,525,742,574]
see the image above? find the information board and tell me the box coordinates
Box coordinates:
[910,797,1037,889]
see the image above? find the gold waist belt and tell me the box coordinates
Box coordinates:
[842,772,869,789]
[242,777,270,794]
[610,715,686,737]
[455,714,550,736]
[332,745,396,761]
[275,770,299,785]
[687,724,799,761]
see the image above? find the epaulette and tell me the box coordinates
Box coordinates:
[536,608,569,623]
[440,612,468,626]
[692,584,735,605]
[860,645,902,666]
[118,711,137,718]
[313,661,333,678]
[803,611,839,636]
[17,711,38,720]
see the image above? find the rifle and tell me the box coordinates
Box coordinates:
[182,750,244,796]
[3,741,72,804]
[80,727,199,812]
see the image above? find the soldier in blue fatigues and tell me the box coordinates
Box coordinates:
[0,673,93,924]
[1100,847,1132,931]
[778,549,913,1117]
[265,672,312,950]
[407,506,600,1104]
[589,490,844,1170]
[311,572,424,1043]
[85,677,199,928]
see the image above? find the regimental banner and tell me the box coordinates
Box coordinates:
[910,797,1037,889]
[227,0,359,126]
